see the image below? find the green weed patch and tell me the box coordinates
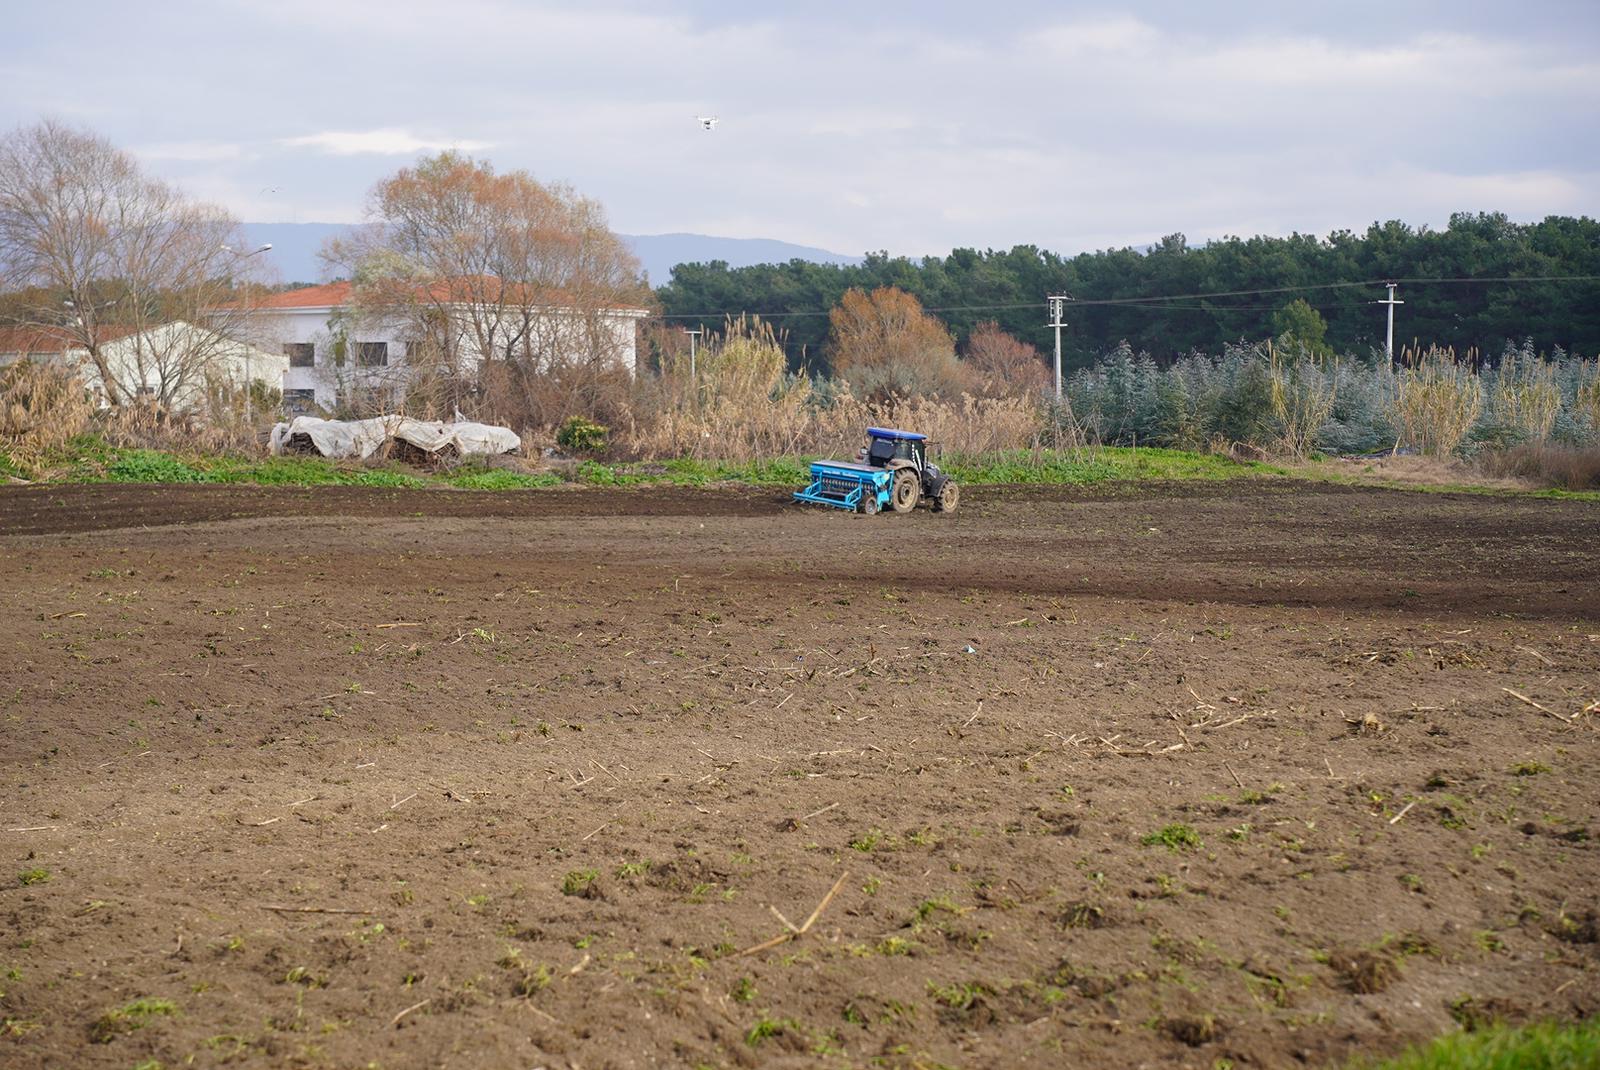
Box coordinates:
[1352,1017,1600,1070]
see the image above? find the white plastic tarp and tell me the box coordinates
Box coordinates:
[269,416,520,459]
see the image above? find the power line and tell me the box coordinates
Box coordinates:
[654,274,1600,321]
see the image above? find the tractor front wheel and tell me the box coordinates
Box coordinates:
[933,481,960,514]
[890,470,921,513]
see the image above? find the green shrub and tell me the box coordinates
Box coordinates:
[575,460,645,486]
[1067,343,1598,456]
[556,416,608,454]
[721,458,810,486]
[105,450,207,483]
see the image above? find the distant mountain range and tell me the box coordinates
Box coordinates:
[240,223,861,288]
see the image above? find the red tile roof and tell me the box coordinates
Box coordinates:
[237,278,650,314]
[241,282,354,309]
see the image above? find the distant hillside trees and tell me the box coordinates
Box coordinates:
[656,214,1600,373]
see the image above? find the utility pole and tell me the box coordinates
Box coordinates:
[1046,294,1069,400]
[684,327,703,381]
[1378,282,1403,363]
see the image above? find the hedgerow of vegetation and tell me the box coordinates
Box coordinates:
[1066,339,1600,458]
[3,298,1597,495]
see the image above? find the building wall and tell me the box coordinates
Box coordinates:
[257,308,415,413]
[4,323,285,411]
[253,305,646,415]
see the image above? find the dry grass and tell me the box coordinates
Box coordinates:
[1391,346,1482,457]
[1268,342,1337,458]
[96,401,264,455]
[1477,443,1600,491]
[1321,452,1543,494]
[1491,350,1560,442]
[625,317,1045,462]
[0,359,94,469]
[1574,358,1600,437]
[1,358,276,473]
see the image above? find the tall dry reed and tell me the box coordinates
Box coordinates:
[1492,349,1561,442]
[1573,357,1600,437]
[0,359,93,468]
[96,402,265,455]
[1268,342,1337,458]
[627,317,1045,461]
[1391,346,1482,456]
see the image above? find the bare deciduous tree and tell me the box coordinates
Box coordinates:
[321,151,649,425]
[964,320,1048,398]
[0,120,266,407]
[827,286,971,400]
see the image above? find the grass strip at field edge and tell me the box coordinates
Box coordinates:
[3,439,1597,501]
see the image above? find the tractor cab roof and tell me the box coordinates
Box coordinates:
[867,427,927,442]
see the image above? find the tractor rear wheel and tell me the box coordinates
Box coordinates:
[933,481,960,514]
[890,470,921,513]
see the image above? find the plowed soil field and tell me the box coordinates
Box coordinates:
[2,481,1597,1069]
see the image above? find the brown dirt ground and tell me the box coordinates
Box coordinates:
[1,480,1597,1070]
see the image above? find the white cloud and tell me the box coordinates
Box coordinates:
[1030,16,1159,57]
[280,128,494,156]
[5,3,1595,255]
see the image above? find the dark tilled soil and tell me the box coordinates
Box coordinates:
[1,481,1597,1069]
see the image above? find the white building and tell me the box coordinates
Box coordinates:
[234,281,651,415]
[0,321,285,410]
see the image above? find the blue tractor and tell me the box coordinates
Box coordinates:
[794,427,960,515]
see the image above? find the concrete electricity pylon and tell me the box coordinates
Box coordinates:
[1377,282,1403,362]
[1047,294,1069,400]
[684,326,703,380]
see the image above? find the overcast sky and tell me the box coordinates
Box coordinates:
[4,1,1597,257]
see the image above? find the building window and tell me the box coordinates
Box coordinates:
[283,342,315,368]
[355,341,388,367]
[283,389,317,414]
[340,384,395,416]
